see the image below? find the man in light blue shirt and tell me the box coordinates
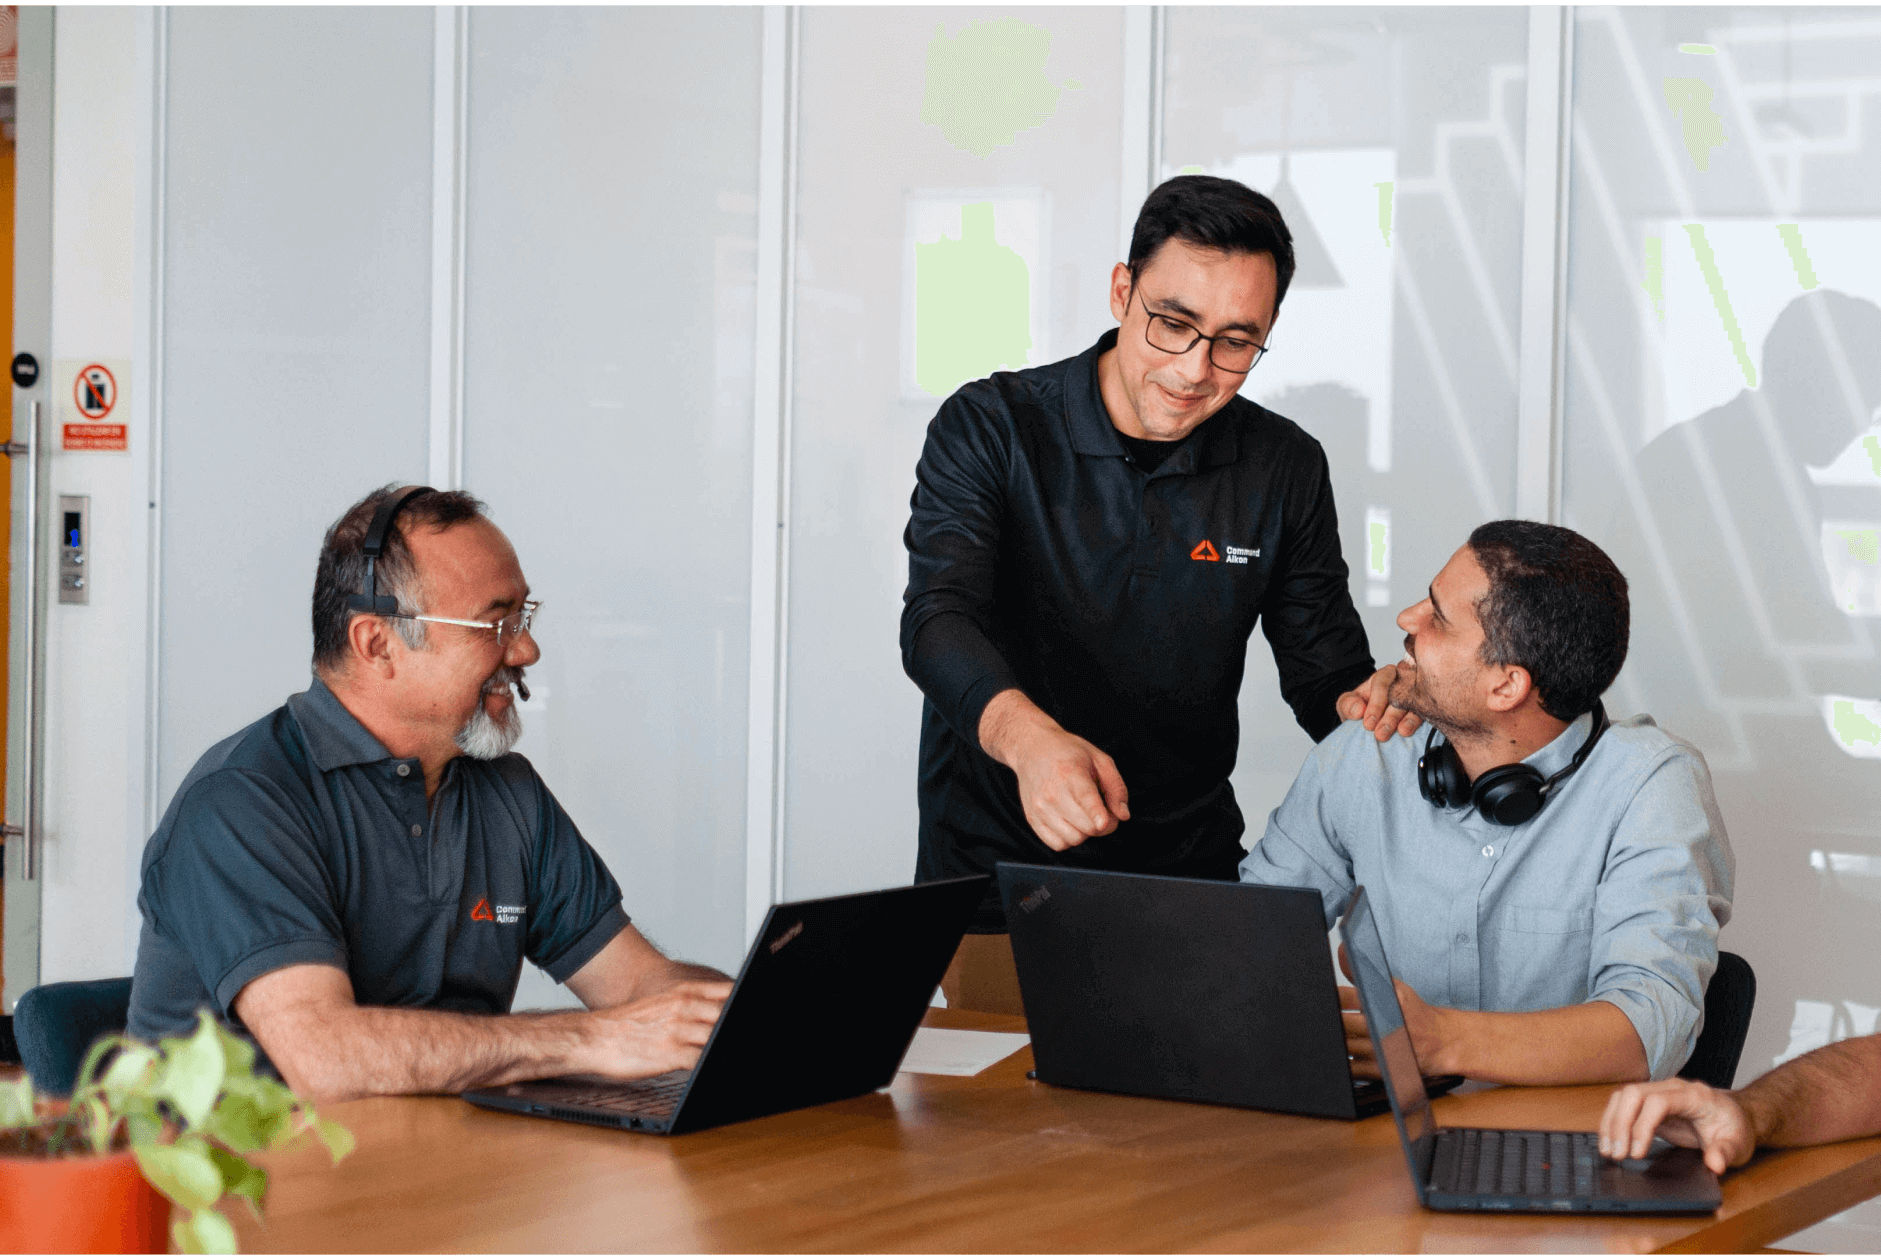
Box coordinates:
[1240,520,1734,1086]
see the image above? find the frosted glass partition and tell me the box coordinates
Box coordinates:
[461,8,762,979]
[1162,8,1532,825]
[1559,7,1881,1081]
[158,9,434,802]
[782,7,1127,900]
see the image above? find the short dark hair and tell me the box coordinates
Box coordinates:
[311,484,489,673]
[1466,520,1629,722]
[1128,175,1297,311]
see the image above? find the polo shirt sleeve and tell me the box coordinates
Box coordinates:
[523,776,631,985]
[1259,439,1376,740]
[1238,727,1361,927]
[900,386,1022,742]
[1588,745,1736,1080]
[141,770,349,1020]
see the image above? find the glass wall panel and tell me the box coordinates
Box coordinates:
[1163,8,1532,825]
[159,9,433,800]
[1560,7,1881,1084]
[784,8,1126,899]
[462,8,761,981]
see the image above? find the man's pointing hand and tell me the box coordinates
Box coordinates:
[978,689,1130,851]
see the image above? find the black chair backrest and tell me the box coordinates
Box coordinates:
[14,977,134,1097]
[1677,951,1755,1090]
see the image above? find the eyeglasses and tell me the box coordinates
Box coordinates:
[386,600,541,647]
[1128,284,1269,374]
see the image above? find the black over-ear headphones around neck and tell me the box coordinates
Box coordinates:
[346,485,436,615]
[1416,699,1609,826]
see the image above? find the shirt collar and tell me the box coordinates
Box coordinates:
[1523,707,1602,780]
[287,676,397,772]
[1065,328,1245,472]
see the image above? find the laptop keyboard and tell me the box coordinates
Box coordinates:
[557,1072,691,1117]
[1449,1129,1599,1199]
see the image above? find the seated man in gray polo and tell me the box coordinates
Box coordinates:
[129,485,730,1103]
[1240,520,1734,1086]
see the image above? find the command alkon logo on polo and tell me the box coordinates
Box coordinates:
[470,897,526,925]
[1190,539,1260,565]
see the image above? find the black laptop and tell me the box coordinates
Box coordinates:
[997,863,1460,1119]
[1338,884,1722,1214]
[463,875,986,1135]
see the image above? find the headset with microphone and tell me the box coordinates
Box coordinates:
[1416,699,1608,826]
[346,485,530,701]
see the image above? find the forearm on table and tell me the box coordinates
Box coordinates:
[1425,999,1649,1085]
[264,1002,598,1104]
[1737,1032,1881,1149]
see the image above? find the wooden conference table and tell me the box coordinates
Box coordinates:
[234,1009,1881,1253]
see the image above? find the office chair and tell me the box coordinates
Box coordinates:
[1676,951,1755,1090]
[14,977,134,1097]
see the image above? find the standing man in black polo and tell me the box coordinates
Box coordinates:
[901,176,1412,1006]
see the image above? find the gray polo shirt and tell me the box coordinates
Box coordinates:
[1239,711,1735,1080]
[128,678,630,1040]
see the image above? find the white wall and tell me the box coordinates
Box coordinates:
[35,5,143,985]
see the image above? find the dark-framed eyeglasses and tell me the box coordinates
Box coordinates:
[1128,284,1270,374]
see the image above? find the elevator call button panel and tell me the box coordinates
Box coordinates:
[59,494,88,605]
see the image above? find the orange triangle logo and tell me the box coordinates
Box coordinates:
[1190,539,1220,562]
[470,897,495,922]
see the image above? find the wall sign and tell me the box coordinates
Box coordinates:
[54,358,132,452]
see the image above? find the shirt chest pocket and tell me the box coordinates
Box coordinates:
[1489,904,1595,936]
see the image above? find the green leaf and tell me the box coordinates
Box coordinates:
[211,1021,258,1077]
[134,1140,224,1212]
[125,1106,167,1147]
[158,1014,228,1129]
[204,1093,271,1152]
[205,1145,268,1217]
[312,1115,355,1163]
[100,1043,158,1094]
[0,1074,36,1128]
[172,1207,238,1255]
[72,1034,128,1095]
[82,1095,115,1155]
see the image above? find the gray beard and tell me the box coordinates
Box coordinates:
[455,667,525,760]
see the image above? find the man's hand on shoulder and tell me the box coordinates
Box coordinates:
[1599,1078,1755,1174]
[978,689,1130,851]
[1335,664,1422,742]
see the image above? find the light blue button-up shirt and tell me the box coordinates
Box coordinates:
[1238,711,1735,1080]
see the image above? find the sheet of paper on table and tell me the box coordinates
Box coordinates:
[897,1026,1032,1076]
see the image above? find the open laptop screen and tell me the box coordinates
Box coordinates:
[1340,886,1437,1183]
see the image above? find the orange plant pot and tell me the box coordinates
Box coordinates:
[0,1147,172,1253]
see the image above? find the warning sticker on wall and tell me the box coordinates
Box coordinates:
[55,358,131,452]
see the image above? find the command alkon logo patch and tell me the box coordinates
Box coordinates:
[1192,540,1261,565]
[470,897,525,925]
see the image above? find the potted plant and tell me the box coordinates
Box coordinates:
[0,1011,352,1254]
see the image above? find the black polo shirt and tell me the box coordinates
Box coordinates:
[901,329,1375,930]
[128,678,630,1040]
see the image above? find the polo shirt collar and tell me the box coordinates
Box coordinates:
[1523,707,1602,780]
[287,677,396,771]
[1065,328,1244,472]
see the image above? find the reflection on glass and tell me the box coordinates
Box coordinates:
[1162,6,1531,835]
[1559,8,1881,1078]
[786,9,1126,902]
